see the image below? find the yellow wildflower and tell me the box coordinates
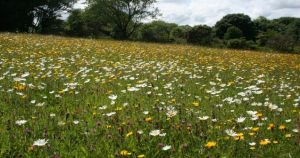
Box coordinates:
[279,125,286,130]
[259,139,271,145]
[205,141,217,149]
[256,113,263,117]
[145,117,153,122]
[120,150,132,156]
[115,107,123,111]
[192,102,199,107]
[126,131,133,138]
[252,127,259,132]
[267,123,275,130]
[14,85,26,91]
[285,134,292,138]
[248,132,255,136]
[234,133,244,140]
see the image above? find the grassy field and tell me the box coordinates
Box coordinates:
[0,33,300,158]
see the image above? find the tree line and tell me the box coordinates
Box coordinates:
[1,0,299,52]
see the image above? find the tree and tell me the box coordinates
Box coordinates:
[267,33,296,52]
[65,9,86,36]
[34,0,77,34]
[65,8,112,37]
[226,38,247,49]
[170,25,191,43]
[224,26,243,40]
[80,7,112,37]
[286,20,300,42]
[0,0,77,33]
[254,16,270,34]
[215,13,256,40]
[139,21,177,43]
[187,25,213,45]
[254,17,300,47]
[87,0,159,39]
[0,0,35,32]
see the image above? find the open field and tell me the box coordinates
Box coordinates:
[0,33,300,157]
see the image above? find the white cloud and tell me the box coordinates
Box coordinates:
[71,0,300,26]
[156,0,300,26]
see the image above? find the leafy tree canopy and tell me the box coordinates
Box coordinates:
[215,13,255,40]
[0,0,76,32]
[87,0,159,39]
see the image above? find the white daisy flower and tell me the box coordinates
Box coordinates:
[225,129,237,137]
[33,139,48,146]
[249,142,256,146]
[15,120,27,125]
[198,116,209,120]
[162,145,171,151]
[149,130,161,136]
[106,112,116,117]
[50,113,56,117]
[108,95,117,100]
[236,117,246,123]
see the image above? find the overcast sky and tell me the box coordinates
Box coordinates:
[72,0,300,26]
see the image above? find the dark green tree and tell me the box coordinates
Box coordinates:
[0,0,76,32]
[224,26,243,40]
[87,0,159,39]
[267,33,296,52]
[215,13,256,40]
[65,9,86,36]
[139,21,177,43]
[34,0,77,34]
[187,25,213,45]
[170,25,191,43]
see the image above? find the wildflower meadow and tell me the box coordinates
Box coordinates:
[0,33,300,157]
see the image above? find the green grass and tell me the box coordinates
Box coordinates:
[0,33,300,157]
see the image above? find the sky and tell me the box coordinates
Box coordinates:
[72,0,300,26]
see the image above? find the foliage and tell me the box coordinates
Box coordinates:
[224,26,243,40]
[226,38,247,49]
[215,13,256,40]
[87,0,159,39]
[139,21,177,43]
[64,9,86,36]
[266,33,296,52]
[0,0,76,33]
[1,0,299,53]
[170,25,191,43]
[187,25,213,45]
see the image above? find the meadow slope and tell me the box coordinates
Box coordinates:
[0,33,300,157]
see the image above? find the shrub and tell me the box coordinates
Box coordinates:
[139,21,177,43]
[266,33,296,52]
[187,25,212,45]
[226,38,247,49]
[245,40,258,50]
[224,26,243,40]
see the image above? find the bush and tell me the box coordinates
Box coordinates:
[245,40,258,50]
[226,38,247,49]
[215,13,256,40]
[139,21,177,43]
[170,26,191,43]
[211,38,226,48]
[187,25,212,45]
[224,26,243,40]
[266,33,296,52]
